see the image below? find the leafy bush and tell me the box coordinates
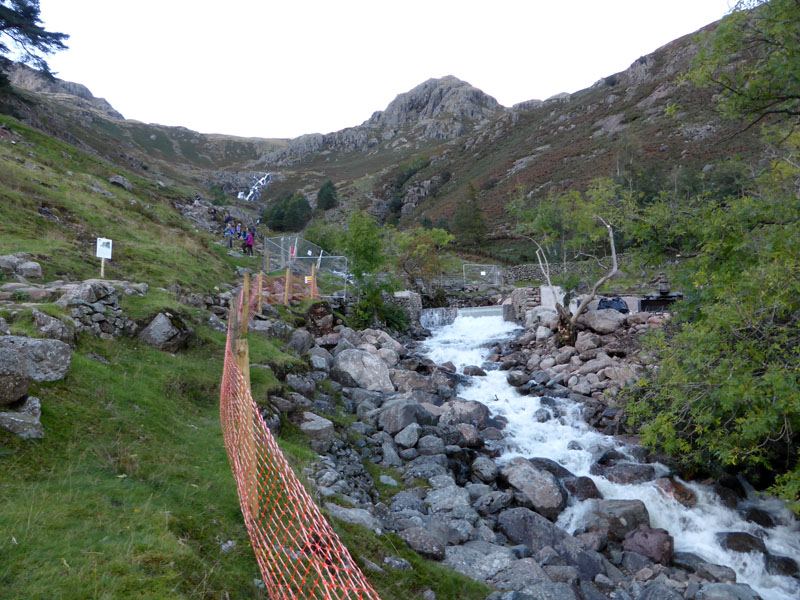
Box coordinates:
[350,280,408,332]
[624,193,800,510]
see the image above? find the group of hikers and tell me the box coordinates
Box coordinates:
[222,216,256,256]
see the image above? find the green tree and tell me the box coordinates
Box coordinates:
[392,227,454,294]
[687,0,800,127]
[316,180,338,210]
[0,1,69,88]
[342,210,386,283]
[451,181,487,246]
[283,192,312,231]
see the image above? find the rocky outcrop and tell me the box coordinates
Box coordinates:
[5,62,124,119]
[365,76,502,132]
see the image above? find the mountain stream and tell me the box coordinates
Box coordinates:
[420,309,800,600]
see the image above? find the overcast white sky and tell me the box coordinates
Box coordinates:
[38,1,734,140]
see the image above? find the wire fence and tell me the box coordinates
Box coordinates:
[219,275,381,600]
[263,236,348,299]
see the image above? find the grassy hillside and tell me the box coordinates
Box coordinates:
[0,113,490,599]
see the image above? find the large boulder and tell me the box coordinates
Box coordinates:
[623,525,674,564]
[579,499,650,541]
[497,507,567,551]
[137,312,193,352]
[578,308,627,334]
[376,398,437,434]
[331,349,394,392]
[500,457,567,520]
[0,336,71,382]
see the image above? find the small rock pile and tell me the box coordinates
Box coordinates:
[56,280,147,339]
[507,306,667,435]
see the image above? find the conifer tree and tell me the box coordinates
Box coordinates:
[0,1,68,88]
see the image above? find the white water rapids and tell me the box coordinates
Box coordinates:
[421,311,800,600]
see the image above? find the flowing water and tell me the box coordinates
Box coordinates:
[421,311,800,600]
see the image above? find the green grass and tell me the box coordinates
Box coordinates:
[0,114,242,293]
[0,328,268,599]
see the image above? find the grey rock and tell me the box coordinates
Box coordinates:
[579,309,626,334]
[383,556,412,571]
[438,399,491,428]
[16,261,42,279]
[394,422,421,448]
[286,373,316,398]
[444,541,516,581]
[695,584,760,600]
[623,525,673,564]
[0,254,21,275]
[324,503,380,531]
[389,490,428,514]
[417,434,446,456]
[0,349,30,405]
[475,491,514,516]
[0,395,43,438]
[377,398,437,435]
[288,329,315,355]
[472,455,499,482]
[0,336,71,382]
[490,558,552,591]
[331,349,394,392]
[501,457,566,520]
[298,412,334,453]
[715,532,766,555]
[308,347,332,372]
[399,527,445,560]
[580,499,651,541]
[137,312,193,352]
[381,441,403,467]
[498,508,567,551]
[636,583,682,600]
[108,174,133,191]
[425,485,471,512]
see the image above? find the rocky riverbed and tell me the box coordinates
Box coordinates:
[259,301,800,600]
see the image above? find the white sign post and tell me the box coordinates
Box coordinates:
[96,238,113,278]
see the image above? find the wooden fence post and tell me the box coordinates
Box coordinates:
[309,263,316,299]
[234,337,258,520]
[284,268,291,305]
[242,272,250,335]
[256,271,263,316]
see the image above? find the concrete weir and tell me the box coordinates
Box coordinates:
[419,305,505,329]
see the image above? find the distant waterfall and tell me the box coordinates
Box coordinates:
[238,172,273,202]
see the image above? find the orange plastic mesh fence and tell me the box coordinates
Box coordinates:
[220,280,379,600]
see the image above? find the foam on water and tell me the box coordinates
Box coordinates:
[422,313,800,600]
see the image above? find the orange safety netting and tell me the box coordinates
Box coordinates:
[220,280,380,600]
